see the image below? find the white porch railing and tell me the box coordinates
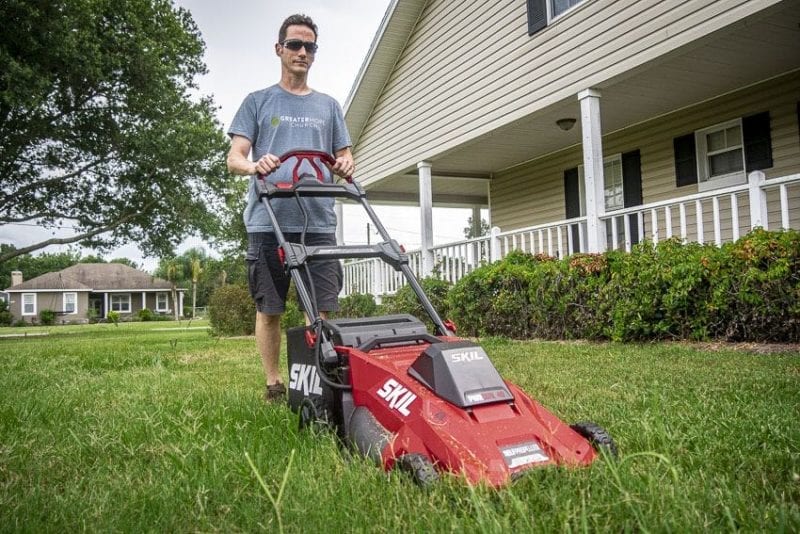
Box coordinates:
[341,171,799,297]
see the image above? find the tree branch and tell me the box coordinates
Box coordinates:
[0,203,155,264]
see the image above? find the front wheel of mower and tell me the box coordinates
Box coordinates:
[395,453,439,488]
[298,396,332,434]
[570,421,619,459]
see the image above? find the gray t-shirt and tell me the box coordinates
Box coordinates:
[228,85,352,233]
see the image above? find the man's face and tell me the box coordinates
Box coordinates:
[277,25,316,76]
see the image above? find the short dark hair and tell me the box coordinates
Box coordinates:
[279,14,318,43]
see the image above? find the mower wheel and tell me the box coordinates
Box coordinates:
[570,421,619,459]
[395,453,439,488]
[298,396,332,434]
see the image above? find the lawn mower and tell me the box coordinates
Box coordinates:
[258,150,617,487]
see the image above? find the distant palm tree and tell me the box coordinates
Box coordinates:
[190,257,203,318]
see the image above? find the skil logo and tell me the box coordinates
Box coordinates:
[376,378,416,416]
[447,350,484,363]
[289,364,323,396]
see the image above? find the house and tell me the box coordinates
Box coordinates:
[339,0,800,296]
[4,264,185,324]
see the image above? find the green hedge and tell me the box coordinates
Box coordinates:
[446,229,799,343]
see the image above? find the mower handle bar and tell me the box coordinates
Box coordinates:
[259,149,453,338]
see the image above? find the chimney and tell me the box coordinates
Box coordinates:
[11,271,22,287]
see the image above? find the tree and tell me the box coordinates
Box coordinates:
[0,0,232,264]
[189,253,203,318]
[463,216,490,239]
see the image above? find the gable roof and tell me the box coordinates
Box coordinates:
[344,0,426,146]
[5,263,175,292]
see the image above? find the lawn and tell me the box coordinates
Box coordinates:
[0,321,798,532]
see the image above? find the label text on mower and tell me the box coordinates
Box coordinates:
[289,364,323,396]
[376,378,416,416]
[448,350,484,363]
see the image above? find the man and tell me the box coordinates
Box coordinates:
[227,14,354,402]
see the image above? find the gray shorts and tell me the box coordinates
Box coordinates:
[246,232,342,315]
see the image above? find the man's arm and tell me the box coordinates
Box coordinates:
[227,135,281,176]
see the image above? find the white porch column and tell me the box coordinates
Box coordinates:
[418,161,434,276]
[179,292,184,318]
[490,226,502,263]
[748,171,768,230]
[141,292,146,311]
[335,201,344,245]
[104,293,108,318]
[578,88,606,253]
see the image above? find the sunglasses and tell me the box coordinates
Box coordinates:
[280,39,318,54]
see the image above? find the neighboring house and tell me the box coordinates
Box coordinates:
[340,0,800,296]
[4,264,185,324]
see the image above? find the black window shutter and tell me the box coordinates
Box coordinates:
[527,0,547,35]
[621,150,642,207]
[743,111,773,171]
[621,150,642,245]
[564,167,580,252]
[564,168,580,218]
[673,133,697,187]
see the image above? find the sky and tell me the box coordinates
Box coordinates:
[2,0,480,272]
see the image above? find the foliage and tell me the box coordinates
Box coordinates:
[0,0,232,263]
[528,253,611,340]
[39,309,56,326]
[137,308,156,322]
[208,285,254,337]
[336,293,380,318]
[0,299,12,326]
[106,311,120,325]
[463,215,490,239]
[382,277,452,332]
[280,290,305,330]
[448,230,799,342]
[448,251,544,338]
[710,228,800,341]
[600,239,721,341]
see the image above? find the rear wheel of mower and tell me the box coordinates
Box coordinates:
[395,453,439,488]
[298,396,332,434]
[570,421,619,459]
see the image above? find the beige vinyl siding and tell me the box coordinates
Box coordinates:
[354,0,781,183]
[491,73,800,241]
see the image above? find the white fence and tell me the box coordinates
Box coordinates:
[341,171,799,297]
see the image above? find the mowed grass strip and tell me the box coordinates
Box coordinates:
[0,323,798,532]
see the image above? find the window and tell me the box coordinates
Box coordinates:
[695,119,745,190]
[22,293,36,315]
[551,0,584,18]
[110,294,131,313]
[63,293,77,314]
[156,292,169,312]
[577,155,625,213]
[528,0,586,34]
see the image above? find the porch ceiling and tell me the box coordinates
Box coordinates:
[361,0,800,206]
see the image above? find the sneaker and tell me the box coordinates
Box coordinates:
[264,382,287,402]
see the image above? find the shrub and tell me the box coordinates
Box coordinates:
[711,228,800,341]
[281,290,305,329]
[600,239,720,341]
[383,277,452,332]
[209,285,255,336]
[138,308,156,322]
[39,309,56,326]
[528,253,610,340]
[106,311,120,325]
[448,251,543,338]
[0,300,12,327]
[337,292,380,318]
